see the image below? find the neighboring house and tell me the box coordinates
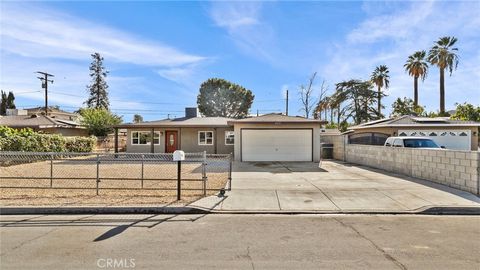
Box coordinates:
[0,108,88,136]
[22,107,80,122]
[347,115,480,151]
[114,107,326,162]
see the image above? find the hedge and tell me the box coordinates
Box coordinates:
[0,126,96,152]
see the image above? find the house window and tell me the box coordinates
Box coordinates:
[225,131,234,145]
[132,131,160,145]
[198,131,213,145]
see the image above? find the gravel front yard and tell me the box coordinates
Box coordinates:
[0,158,229,206]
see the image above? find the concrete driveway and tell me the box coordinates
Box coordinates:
[207,161,480,213]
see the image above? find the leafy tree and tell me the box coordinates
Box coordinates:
[404,51,428,107]
[85,52,110,110]
[133,114,144,123]
[79,108,122,136]
[450,103,480,122]
[370,65,389,119]
[427,36,459,116]
[197,78,254,118]
[391,97,425,117]
[335,80,381,125]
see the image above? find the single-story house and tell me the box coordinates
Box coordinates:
[347,115,480,151]
[113,107,326,162]
[0,108,88,136]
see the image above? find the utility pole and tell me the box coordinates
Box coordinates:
[36,71,54,115]
[285,89,289,116]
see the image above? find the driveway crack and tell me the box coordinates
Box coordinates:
[274,190,282,210]
[333,217,407,270]
[301,177,341,210]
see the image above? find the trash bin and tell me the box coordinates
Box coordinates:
[321,143,333,159]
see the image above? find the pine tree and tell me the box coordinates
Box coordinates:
[6,91,15,110]
[85,52,110,110]
[0,90,7,115]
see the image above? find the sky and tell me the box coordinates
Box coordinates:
[1,0,479,122]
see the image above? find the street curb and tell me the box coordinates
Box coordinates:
[0,206,209,215]
[1,206,479,215]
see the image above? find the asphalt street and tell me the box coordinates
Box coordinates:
[1,214,479,270]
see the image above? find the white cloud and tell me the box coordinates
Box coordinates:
[209,2,279,65]
[0,3,206,67]
[0,3,206,117]
[320,0,480,114]
[210,2,261,30]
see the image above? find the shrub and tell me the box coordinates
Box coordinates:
[0,126,96,152]
[65,136,96,152]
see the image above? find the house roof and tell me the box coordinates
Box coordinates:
[349,115,480,130]
[227,113,327,125]
[114,116,232,128]
[0,115,84,129]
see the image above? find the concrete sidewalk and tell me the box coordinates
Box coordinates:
[192,161,480,213]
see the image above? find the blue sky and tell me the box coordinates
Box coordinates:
[1,1,479,121]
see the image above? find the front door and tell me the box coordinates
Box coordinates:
[165,131,178,153]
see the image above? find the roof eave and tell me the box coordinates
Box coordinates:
[349,123,480,130]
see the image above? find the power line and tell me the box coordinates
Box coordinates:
[12,90,42,95]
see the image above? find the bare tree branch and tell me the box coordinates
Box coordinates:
[298,72,318,118]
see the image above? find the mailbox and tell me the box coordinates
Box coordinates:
[173,150,185,161]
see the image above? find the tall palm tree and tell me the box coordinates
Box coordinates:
[370,65,390,119]
[427,36,459,115]
[404,51,428,107]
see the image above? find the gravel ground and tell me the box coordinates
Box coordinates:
[0,158,229,206]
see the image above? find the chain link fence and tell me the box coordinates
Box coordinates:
[0,151,232,205]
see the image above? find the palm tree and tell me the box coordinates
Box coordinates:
[404,51,428,107]
[427,36,459,115]
[370,65,390,119]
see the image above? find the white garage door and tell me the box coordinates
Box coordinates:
[398,130,471,150]
[242,129,312,161]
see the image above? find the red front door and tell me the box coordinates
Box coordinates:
[165,131,178,153]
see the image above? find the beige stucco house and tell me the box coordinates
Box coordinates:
[114,108,326,162]
[347,115,480,151]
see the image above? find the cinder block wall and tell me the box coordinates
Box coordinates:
[343,144,480,195]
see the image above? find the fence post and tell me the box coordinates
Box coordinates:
[202,151,207,196]
[50,153,54,188]
[96,154,100,195]
[177,160,181,200]
[228,152,232,191]
[141,154,144,189]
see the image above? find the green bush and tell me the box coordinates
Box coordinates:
[65,136,97,152]
[0,126,96,152]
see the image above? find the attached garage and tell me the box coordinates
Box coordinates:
[242,129,313,161]
[229,114,326,162]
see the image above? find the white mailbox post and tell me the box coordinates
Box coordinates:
[173,150,185,200]
[173,150,185,161]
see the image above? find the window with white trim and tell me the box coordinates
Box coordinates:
[225,131,234,145]
[132,131,160,145]
[198,131,213,145]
